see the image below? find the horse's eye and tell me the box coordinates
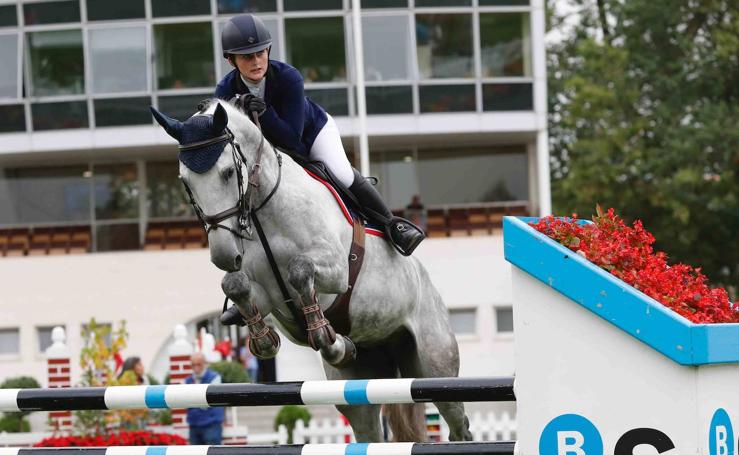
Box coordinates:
[223,167,235,181]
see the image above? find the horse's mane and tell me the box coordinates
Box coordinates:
[200,98,262,147]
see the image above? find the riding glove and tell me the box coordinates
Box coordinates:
[238,94,267,117]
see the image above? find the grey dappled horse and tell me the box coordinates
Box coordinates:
[152,100,472,442]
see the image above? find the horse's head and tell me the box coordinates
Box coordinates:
[150,100,259,272]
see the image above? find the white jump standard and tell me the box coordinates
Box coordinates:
[0,377,515,412]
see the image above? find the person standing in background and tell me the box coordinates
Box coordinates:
[239,337,259,383]
[186,353,224,445]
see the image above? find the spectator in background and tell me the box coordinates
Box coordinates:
[406,195,428,233]
[239,337,259,383]
[118,356,148,384]
[186,353,224,445]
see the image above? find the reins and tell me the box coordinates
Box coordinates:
[179,108,304,329]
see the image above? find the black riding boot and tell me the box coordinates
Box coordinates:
[348,169,425,256]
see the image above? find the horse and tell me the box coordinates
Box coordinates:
[150,100,473,443]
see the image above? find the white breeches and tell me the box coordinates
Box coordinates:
[309,114,355,187]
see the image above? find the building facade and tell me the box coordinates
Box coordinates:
[0,0,547,408]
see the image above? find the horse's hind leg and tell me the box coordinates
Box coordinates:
[287,255,356,367]
[397,322,473,441]
[221,271,280,359]
[322,349,394,442]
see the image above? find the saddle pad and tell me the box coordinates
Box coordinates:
[304,169,384,238]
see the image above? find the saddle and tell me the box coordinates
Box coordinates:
[276,147,382,233]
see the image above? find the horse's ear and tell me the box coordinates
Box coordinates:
[150,106,183,142]
[212,103,228,133]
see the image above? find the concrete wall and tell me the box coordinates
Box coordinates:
[0,235,514,385]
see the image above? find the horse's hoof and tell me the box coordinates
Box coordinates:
[250,328,281,359]
[324,335,357,368]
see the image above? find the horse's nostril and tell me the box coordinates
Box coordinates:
[234,254,242,271]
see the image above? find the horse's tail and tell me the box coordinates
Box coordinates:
[384,403,428,442]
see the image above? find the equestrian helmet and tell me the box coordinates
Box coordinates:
[221,14,272,58]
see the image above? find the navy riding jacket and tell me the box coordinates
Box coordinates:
[214,60,327,157]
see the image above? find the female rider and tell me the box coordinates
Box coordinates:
[215,14,425,258]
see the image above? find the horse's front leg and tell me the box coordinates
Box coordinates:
[221,271,281,359]
[287,254,356,367]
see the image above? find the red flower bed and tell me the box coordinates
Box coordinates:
[530,208,738,324]
[35,430,187,447]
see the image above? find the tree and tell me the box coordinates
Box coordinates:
[547,0,738,293]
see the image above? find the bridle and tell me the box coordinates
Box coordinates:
[179,112,282,242]
[178,110,306,329]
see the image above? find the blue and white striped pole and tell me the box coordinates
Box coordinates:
[0,441,515,454]
[0,377,515,412]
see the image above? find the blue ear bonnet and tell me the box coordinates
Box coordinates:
[177,115,229,174]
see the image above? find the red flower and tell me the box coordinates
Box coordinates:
[530,208,738,324]
[35,430,188,447]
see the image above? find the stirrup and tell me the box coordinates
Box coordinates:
[220,304,247,326]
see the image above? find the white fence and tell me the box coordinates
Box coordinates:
[0,411,516,446]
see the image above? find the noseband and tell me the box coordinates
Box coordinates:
[179,113,282,241]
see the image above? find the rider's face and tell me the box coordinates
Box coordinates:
[231,49,269,83]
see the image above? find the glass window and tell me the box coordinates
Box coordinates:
[32,101,88,130]
[366,86,412,115]
[155,23,215,90]
[284,0,342,10]
[217,0,276,13]
[419,84,474,113]
[483,83,533,111]
[361,0,407,7]
[0,328,20,354]
[158,94,209,121]
[87,0,145,21]
[93,163,139,220]
[147,161,191,218]
[23,1,79,25]
[27,30,84,96]
[96,223,140,251]
[417,146,528,205]
[152,0,211,17]
[370,151,419,210]
[89,27,147,94]
[285,17,346,82]
[305,88,348,116]
[0,5,17,27]
[362,15,413,82]
[480,0,528,5]
[0,165,91,224]
[416,14,473,79]
[416,0,470,5]
[496,307,513,333]
[37,326,61,353]
[94,97,152,127]
[449,308,476,335]
[0,34,19,98]
[0,105,26,132]
[480,13,531,77]
[218,18,280,79]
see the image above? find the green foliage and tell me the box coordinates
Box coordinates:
[1,376,41,390]
[0,376,40,431]
[0,414,30,433]
[274,405,312,444]
[547,0,739,294]
[74,319,152,435]
[209,361,250,384]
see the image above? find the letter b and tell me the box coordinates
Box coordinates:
[557,431,586,455]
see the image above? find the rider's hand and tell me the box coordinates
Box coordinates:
[238,94,267,117]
